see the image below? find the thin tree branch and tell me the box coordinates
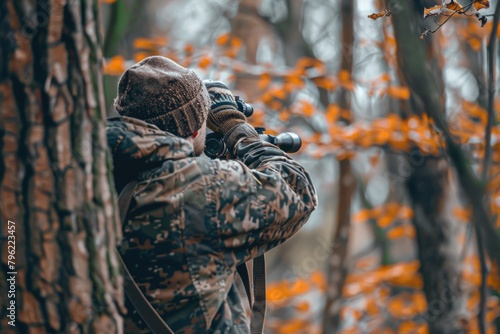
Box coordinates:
[477,1,500,332]
[420,0,486,39]
[482,0,500,179]
[322,0,354,332]
[476,222,488,334]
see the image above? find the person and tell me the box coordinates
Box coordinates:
[106,55,317,333]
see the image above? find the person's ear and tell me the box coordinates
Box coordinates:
[192,130,199,139]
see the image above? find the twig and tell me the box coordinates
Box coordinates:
[421,0,485,38]
[482,0,500,180]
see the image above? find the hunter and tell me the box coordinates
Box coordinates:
[106,56,317,333]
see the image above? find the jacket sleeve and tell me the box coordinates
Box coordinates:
[206,137,317,267]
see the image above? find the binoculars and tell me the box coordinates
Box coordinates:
[204,96,302,159]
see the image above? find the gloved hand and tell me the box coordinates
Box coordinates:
[204,80,259,154]
[203,80,246,135]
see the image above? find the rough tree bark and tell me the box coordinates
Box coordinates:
[0,0,124,333]
[386,0,467,333]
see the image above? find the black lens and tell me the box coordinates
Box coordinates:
[204,134,226,159]
[236,97,254,117]
[274,132,302,153]
[242,103,254,117]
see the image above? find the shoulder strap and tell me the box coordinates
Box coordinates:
[116,180,175,334]
[118,180,266,334]
[251,255,266,334]
[237,255,267,334]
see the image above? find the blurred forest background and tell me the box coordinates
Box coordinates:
[99,0,500,333]
[1,0,500,333]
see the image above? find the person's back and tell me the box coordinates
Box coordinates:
[106,56,317,333]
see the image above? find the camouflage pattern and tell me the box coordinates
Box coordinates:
[106,116,317,333]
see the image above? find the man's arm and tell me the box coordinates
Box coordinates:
[207,139,317,266]
[203,80,317,266]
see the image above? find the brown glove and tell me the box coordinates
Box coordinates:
[204,80,259,154]
[204,80,247,134]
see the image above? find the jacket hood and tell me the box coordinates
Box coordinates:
[106,116,194,190]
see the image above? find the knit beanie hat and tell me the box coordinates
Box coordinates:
[113,56,210,138]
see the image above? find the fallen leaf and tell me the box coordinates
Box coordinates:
[368,9,391,20]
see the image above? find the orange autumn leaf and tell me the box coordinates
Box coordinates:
[230,36,243,48]
[224,48,238,59]
[353,209,372,223]
[468,291,481,311]
[270,88,287,100]
[267,283,288,303]
[385,202,400,217]
[423,5,443,18]
[216,33,230,46]
[300,100,315,117]
[398,321,428,334]
[424,1,463,18]
[270,100,283,111]
[368,9,391,20]
[487,308,500,325]
[463,101,488,124]
[338,70,350,81]
[389,132,411,151]
[258,73,272,89]
[344,262,420,298]
[294,301,310,312]
[377,215,394,228]
[337,151,356,160]
[396,206,414,220]
[369,154,380,166]
[468,37,482,52]
[366,298,380,317]
[296,57,318,70]
[339,307,363,321]
[453,207,472,222]
[289,279,310,295]
[310,271,327,292]
[387,225,416,239]
[474,0,490,10]
[310,149,325,160]
[355,256,378,270]
[325,104,340,122]
[133,37,163,50]
[445,0,464,12]
[387,293,424,318]
[487,296,499,308]
[388,272,423,289]
[285,72,305,89]
[278,319,310,334]
[184,44,194,55]
[386,86,411,100]
[198,55,212,70]
[379,72,391,82]
[373,130,391,145]
[153,36,168,46]
[103,55,126,76]
[133,52,150,63]
[312,76,336,90]
[339,108,353,122]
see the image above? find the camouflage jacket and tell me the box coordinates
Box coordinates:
[106,116,317,334]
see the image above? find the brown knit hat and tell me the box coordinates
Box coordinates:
[114,56,209,138]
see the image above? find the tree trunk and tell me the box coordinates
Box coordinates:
[0,1,124,333]
[322,1,354,332]
[386,0,467,333]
